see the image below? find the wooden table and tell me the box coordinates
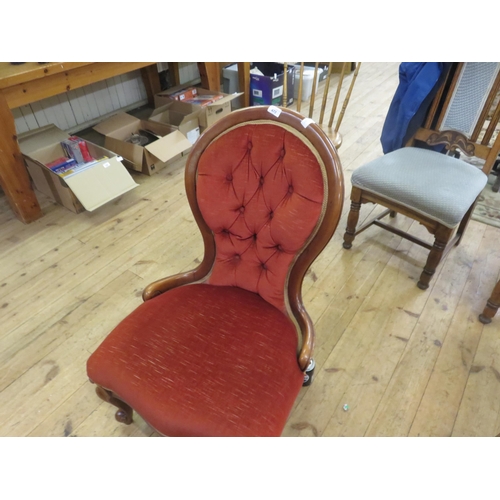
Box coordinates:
[0,62,165,223]
[0,62,250,224]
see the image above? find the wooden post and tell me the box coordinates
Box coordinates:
[283,62,288,108]
[167,62,181,86]
[237,62,250,108]
[140,65,161,107]
[296,63,305,113]
[308,62,319,118]
[0,91,42,223]
[328,62,347,128]
[198,63,221,91]
[319,63,333,125]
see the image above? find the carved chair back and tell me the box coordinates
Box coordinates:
[413,62,500,174]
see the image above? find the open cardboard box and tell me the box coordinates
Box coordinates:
[93,112,192,175]
[149,100,201,146]
[154,86,243,130]
[19,125,138,214]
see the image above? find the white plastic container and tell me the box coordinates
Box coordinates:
[294,66,323,102]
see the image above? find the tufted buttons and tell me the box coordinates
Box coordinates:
[247,142,253,150]
[280,149,286,158]
[233,254,241,260]
[239,206,245,214]
[276,244,283,252]
[269,210,274,219]
[221,228,230,235]
[226,174,233,182]
[288,185,294,194]
[253,233,258,241]
[260,262,267,270]
[259,176,265,186]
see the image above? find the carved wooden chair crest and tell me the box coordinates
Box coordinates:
[343,62,500,290]
[86,106,344,436]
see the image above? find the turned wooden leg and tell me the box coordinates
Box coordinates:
[493,175,500,193]
[455,201,476,247]
[417,227,454,290]
[95,386,133,425]
[343,187,362,249]
[389,210,397,218]
[479,279,500,324]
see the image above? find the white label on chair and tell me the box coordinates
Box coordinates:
[267,106,282,117]
[301,118,315,128]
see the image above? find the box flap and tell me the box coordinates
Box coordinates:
[144,130,192,163]
[93,112,140,136]
[206,92,243,108]
[194,88,243,108]
[18,124,70,156]
[63,156,138,211]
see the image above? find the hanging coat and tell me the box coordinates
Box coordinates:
[380,62,453,154]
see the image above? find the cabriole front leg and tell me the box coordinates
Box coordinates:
[95,386,134,425]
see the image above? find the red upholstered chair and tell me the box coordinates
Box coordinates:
[86,106,344,436]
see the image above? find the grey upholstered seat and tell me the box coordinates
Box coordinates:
[351,147,488,228]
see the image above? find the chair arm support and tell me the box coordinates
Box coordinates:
[289,294,315,371]
[142,267,207,301]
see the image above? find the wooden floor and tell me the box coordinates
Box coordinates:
[1,62,499,437]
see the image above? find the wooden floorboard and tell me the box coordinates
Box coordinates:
[1,62,499,437]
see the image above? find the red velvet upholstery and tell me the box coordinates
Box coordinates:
[87,284,304,437]
[86,107,344,437]
[197,124,325,312]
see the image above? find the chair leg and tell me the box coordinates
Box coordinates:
[343,188,362,249]
[455,201,476,247]
[479,279,500,324]
[493,175,500,193]
[417,227,454,290]
[95,386,134,425]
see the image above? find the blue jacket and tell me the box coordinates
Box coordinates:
[381,62,453,154]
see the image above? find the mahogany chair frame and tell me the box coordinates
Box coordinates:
[93,106,344,426]
[343,62,500,290]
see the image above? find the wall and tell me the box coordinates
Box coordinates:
[13,62,200,134]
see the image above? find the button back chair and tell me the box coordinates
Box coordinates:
[343,62,500,290]
[86,106,344,437]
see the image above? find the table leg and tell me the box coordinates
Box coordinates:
[167,63,181,87]
[238,62,250,108]
[140,64,161,107]
[0,91,42,223]
[198,63,220,91]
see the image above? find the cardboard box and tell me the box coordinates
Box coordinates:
[250,62,295,107]
[18,125,138,214]
[93,112,192,175]
[154,86,243,130]
[149,101,201,145]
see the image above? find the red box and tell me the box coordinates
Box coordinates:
[168,87,198,101]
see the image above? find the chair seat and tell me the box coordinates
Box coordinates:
[86,284,305,437]
[351,147,488,227]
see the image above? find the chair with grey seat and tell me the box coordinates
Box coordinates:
[343,62,500,290]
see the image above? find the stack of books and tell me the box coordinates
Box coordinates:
[46,137,101,177]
